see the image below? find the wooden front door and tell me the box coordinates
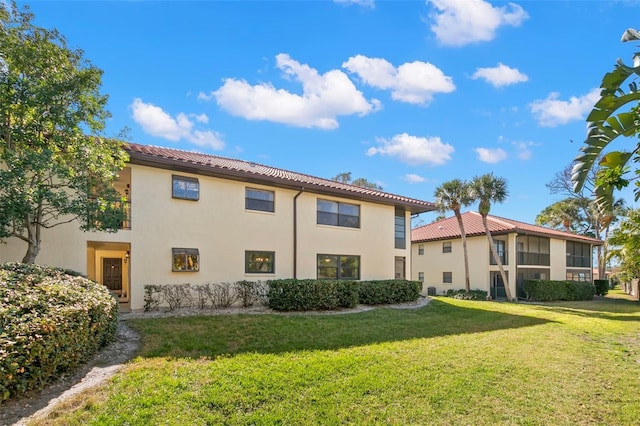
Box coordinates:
[103,258,123,292]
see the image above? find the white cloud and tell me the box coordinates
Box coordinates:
[367,133,454,166]
[405,173,426,183]
[193,113,209,124]
[203,54,379,129]
[475,147,508,163]
[471,63,528,87]
[428,0,529,47]
[529,89,600,127]
[131,98,225,150]
[343,55,455,105]
[513,141,538,160]
[334,0,375,8]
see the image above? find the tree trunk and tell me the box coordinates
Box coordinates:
[595,224,605,280]
[482,214,513,301]
[454,210,471,293]
[21,214,41,264]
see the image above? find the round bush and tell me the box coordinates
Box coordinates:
[0,262,118,402]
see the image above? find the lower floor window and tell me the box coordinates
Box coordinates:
[246,251,275,273]
[443,271,452,284]
[418,272,424,283]
[172,248,199,272]
[566,269,591,282]
[317,254,360,280]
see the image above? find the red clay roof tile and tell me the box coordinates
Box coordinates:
[124,143,436,213]
[411,211,602,244]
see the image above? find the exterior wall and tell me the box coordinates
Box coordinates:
[412,233,593,299]
[412,234,500,295]
[1,164,412,310]
[549,238,568,280]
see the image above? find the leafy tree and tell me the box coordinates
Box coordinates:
[572,27,640,213]
[0,2,127,263]
[332,172,383,190]
[607,208,640,283]
[535,198,590,234]
[434,179,473,292]
[470,173,513,301]
[544,162,625,278]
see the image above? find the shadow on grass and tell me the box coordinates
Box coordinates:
[528,296,640,322]
[127,299,555,359]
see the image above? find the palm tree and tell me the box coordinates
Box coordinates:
[434,179,473,292]
[471,173,513,301]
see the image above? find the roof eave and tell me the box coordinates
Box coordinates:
[127,151,435,214]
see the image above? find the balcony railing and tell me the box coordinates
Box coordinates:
[567,255,590,268]
[120,201,131,230]
[87,199,131,230]
[517,251,550,266]
[490,251,508,265]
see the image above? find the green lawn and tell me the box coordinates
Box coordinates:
[34,291,640,425]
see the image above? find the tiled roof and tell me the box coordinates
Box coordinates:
[124,143,436,213]
[411,211,603,244]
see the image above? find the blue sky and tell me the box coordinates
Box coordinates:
[17,0,640,224]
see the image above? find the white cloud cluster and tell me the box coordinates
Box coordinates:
[428,0,529,47]
[203,54,379,130]
[529,89,600,127]
[474,147,507,163]
[334,0,375,8]
[131,98,225,150]
[405,173,427,183]
[367,133,454,166]
[513,141,537,160]
[343,55,455,105]
[471,63,528,87]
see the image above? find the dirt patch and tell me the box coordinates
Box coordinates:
[0,297,431,425]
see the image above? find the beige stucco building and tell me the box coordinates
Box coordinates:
[0,143,435,310]
[411,212,602,299]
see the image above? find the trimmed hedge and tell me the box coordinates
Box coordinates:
[267,279,420,311]
[0,262,118,402]
[523,279,595,301]
[357,280,421,305]
[594,279,609,296]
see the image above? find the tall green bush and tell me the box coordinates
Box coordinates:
[523,279,595,301]
[594,279,609,296]
[0,263,118,402]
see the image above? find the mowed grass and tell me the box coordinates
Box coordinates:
[33,290,640,425]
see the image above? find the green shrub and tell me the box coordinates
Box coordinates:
[523,279,595,301]
[267,279,339,311]
[266,279,420,311]
[336,280,359,308]
[573,281,596,300]
[444,289,488,300]
[594,279,609,296]
[0,262,118,402]
[357,280,421,305]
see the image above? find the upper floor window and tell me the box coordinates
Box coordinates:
[172,175,199,201]
[317,199,360,228]
[245,251,275,274]
[517,235,550,266]
[246,188,275,212]
[395,207,406,249]
[566,241,591,268]
[443,241,452,253]
[317,254,360,280]
[418,244,424,255]
[490,240,508,265]
[172,248,199,272]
